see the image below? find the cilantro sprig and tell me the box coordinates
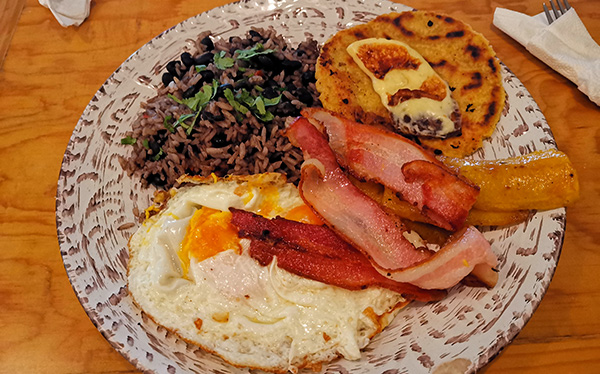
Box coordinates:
[223,87,281,122]
[120,136,136,145]
[214,51,235,70]
[235,43,276,61]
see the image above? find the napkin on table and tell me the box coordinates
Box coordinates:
[39,0,90,27]
[493,7,600,106]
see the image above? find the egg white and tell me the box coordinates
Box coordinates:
[128,174,406,373]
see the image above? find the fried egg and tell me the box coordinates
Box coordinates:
[128,173,407,373]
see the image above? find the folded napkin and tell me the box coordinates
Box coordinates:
[494,7,600,106]
[39,0,90,27]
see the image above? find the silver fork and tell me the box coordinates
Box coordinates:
[543,0,572,24]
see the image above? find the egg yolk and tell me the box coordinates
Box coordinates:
[244,182,282,217]
[282,205,323,225]
[178,207,240,276]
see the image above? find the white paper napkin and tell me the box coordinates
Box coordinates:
[39,0,90,27]
[494,7,600,106]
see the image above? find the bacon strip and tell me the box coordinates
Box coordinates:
[302,108,479,231]
[230,208,445,302]
[382,226,498,289]
[285,114,498,291]
[284,117,430,270]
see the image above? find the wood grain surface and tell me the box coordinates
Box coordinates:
[0,0,598,373]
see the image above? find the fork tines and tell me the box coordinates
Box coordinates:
[544,0,572,24]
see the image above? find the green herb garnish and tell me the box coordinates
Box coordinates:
[236,88,255,107]
[214,51,235,70]
[186,111,202,135]
[256,111,274,122]
[163,115,175,133]
[263,94,282,106]
[167,94,184,105]
[224,88,249,114]
[142,139,149,149]
[195,65,207,72]
[235,43,276,61]
[254,96,266,115]
[168,84,214,112]
[174,113,197,135]
[211,79,219,99]
[151,147,164,161]
[120,136,136,145]
[175,113,196,128]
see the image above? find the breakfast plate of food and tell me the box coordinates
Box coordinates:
[56,0,579,373]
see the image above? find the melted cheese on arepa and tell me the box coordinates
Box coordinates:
[347,38,458,137]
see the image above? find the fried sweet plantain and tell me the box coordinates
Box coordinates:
[440,149,579,211]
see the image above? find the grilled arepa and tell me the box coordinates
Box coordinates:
[316,11,506,157]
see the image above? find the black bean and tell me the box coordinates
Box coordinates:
[166,61,181,77]
[282,59,302,72]
[199,70,215,83]
[200,36,214,50]
[265,79,280,88]
[161,72,174,86]
[183,85,199,99]
[200,110,223,122]
[148,173,167,186]
[249,30,262,39]
[148,140,161,155]
[285,84,297,93]
[301,70,315,85]
[295,87,313,106]
[201,110,224,122]
[194,52,214,65]
[263,87,279,99]
[269,152,282,163]
[215,83,234,98]
[274,102,296,116]
[256,55,277,71]
[211,132,230,147]
[235,79,250,90]
[181,52,194,67]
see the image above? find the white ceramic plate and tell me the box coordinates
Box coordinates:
[56,0,565,373]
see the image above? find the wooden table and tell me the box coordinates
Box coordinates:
[1,0,598,372]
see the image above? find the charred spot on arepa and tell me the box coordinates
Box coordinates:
[466,44,481,59]
[484,101,497,122]
[488,58,497,73]
[462,72,483,91]
[445,30,465,38]
[391,13,416,37]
